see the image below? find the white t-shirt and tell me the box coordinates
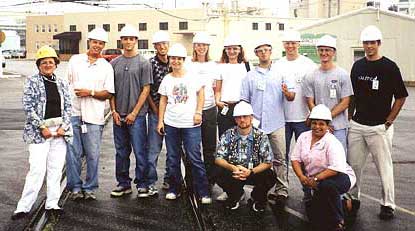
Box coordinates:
[158,72,204,128]
[66,54,115,125]
[185,60,218,110]
[274,55,317,122]
[216,63,248,102]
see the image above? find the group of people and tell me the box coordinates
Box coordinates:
[11,23,407,231]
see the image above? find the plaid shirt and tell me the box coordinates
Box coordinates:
[149,55,169,107]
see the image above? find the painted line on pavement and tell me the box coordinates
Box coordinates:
[360,193,415,217]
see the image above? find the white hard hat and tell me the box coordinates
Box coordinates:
[224,34,241,47]
[282,30,301,42]
[316,35,336,49]
[88,27,108,43]
[360,25,382,42]
[168,43,187,57]
[254,38,272,50]
[120,24,139,38]
[193,32,211,44]
[233,101,254,117]
[152,31,170,44]
[309,104,332,121]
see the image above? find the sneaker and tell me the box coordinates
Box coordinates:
[252,201,266,213]
[201,196,212,205]
[70,191,84,201]
[148,185,159,196]
[11,212,28,220]
[162,182,170,190]
[84,191,97,200]
[379,205,395,220]
[225,194,245,210]
[137,188,149,198]
[110,186,132,197]
[216,192,228,201]
[165,192,178,200]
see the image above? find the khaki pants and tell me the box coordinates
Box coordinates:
[347,120,395,209]
[268,127,288,197]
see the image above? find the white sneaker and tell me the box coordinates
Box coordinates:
[201,197,212,204]
[216,192,228,201]
[165,192,177,200]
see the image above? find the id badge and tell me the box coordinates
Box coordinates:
[330,88,337,98]
[221,105,229,115]
[372,80,379,90]
[296,78,302,83]
[81,124,88,133]
[256,80,266,91]
[248,162,254,170]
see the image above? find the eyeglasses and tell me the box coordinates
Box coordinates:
[40,60,55,65]
[317,48,335,53]
[255,48,272,53]
[225,47,240,51]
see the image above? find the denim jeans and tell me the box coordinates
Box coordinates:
[201,106,217,184]
[113,115,147,189]
[308,173,351,230]
[164,125,209,197]
[333,128,347,152]
[66,116,103,192]
[285,121,310,159]
[145,111,168,186]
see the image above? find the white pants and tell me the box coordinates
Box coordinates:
[347,120,395,209]
[15,126,66,213]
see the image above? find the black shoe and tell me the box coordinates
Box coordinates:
[379,205,394,220]
[268,194,288,208]
[11,212,28,220]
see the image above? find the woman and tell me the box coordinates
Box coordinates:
[11,46,72,220]
[215,34,250,137]
[185,32,218,186]
[291,104,356,231]
[157,43,211,204]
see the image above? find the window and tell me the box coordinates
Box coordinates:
[117,40,122,49]
[35,42,40,49]
[265,23,271,30]
[159,22,168,30]
[69,25,76,32]
[103,24,110,32]
[138,39,148,49]
[48,24,51,33]
[278,23,285,31]
[41,25,46,32]
[35,25,39,33]
[54,24,58,32]
[118,23,125,32]
[252,23,258,30]
[179,21,188,30]
[88,24,95,32]
[353,49,365,62]
[139,23,147,31]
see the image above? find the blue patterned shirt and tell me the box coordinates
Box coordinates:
[149,55,169,107]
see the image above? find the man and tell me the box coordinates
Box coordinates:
[240,39,295,207]
[146,31,170,190]
[303,35,353,150]
[66,28,114,200]
[215,101,275,212]
[109,25,153,198]
[348,25,408,220]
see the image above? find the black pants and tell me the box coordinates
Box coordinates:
[217,103,237,138]
[201,106,217,184]
[216,167,276,203]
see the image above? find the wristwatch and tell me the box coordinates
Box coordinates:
[313,177,319,182]
[385,120,393,128]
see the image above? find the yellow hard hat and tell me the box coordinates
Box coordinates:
[36,45,58,61]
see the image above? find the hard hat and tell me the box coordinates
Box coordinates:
[88,27,108,43]
[224,34,241,47]
[152,31,170,44]
[360,25,382,42]
[193,32,211,45]
[168,43,187,57]
[254,38,272,50]
[120,24,139,38]
[36,45,58,61]
[309,104,332,121]
[316,35,336,49]
[233,101,254,117]
[282,30,301,42]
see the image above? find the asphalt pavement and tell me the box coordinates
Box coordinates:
[1,60,414,231]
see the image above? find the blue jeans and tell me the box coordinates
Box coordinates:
[66,116,103,192]
[164,125,209,197]
[144,111,168,186]
[333,128,347,152]
[113,115,147,189]
[285,121,310,159]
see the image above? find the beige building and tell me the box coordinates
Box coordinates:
[290,0,367,18]
[297,7,415,83]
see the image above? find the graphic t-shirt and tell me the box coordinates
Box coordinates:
[158,72,204,128]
